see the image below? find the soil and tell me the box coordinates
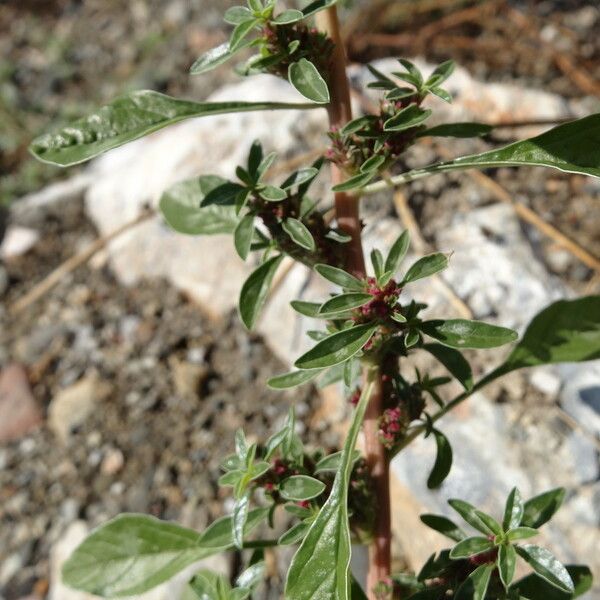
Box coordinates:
[0,197,326,599]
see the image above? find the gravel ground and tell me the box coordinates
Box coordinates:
[0,197,330,599]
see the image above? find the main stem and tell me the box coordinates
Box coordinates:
[316,8,392,597]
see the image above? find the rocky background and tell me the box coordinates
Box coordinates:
[0,1,599,599]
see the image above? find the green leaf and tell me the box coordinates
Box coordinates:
[417,122,492,138]
[449,536,494,559]
[521,488,566,529]
[455,564,494,600]
[370,249,385,280]
[286,379,376,600]
[280,475,327,501]
[499,544,517,589]
[236,560,265,592]
[426,60,455,86]
[301,0,340,18]
[384,230,410,275]
[341,115,378,135]
[426,429,453,489]
[396,114,600,182]
[283,218,316,251]
[201,182,246,207]
[30,91,321,167]
[423,343,473,390]
[267,369,323,389]
[503,487,524,531]
[190,39,254,75]
[516,545,574,593]
[61,509,267,597]
[314,264,364,291]
[273,9,304,23]
[224,6,254,24]
[291,300,322,317]
[422,319,518,349]
[185,570,233,600]
[239,255,283,329]
[402,253,449,283]
[511,565,593,600]
[259,184,288,201]
[295,324,378,369]
[397,59,424,86]
[506,527,539,542]
[331,170,376,192]
[233,494,250,549]
[234,215,256,260]
[281,167,319,189]
[247,139,264,178]
[318,293,372,317]
[279,521,311,545]
[418,550,454,582]
[314,450,361,474]
[289,59,330,103]
[230,18,259,51]
[429,87,452,103]
[257,151,277,180]
[419,514,466,542]
[384,105,432,132]
[448,499,497,535]
[483,297,600,383]
[474,510,503,536]
[159,176,239,235]
[361,155,386,173]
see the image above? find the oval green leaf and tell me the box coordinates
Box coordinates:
[516,545,574,593]
[423,343,473,391]
[426,429,453,489]
[503,487,524,531]
[402,252,449,283]
[499,544,517,589]
[267,369,323,389]
[159,176,239,235]
[283,218,316,251]
[455,563,494,600]
[419,514,466,542]
[448,499,497,536]
[295,323,378,370]
[288,59,330,104]
[234,215,256,260]
[449,536,494,559]
[239,255,283,329]
[30,91,320,167]
[521,487,566,529]
[61,509,268,597]
[421,319,518,349]
[280,475,326,501]
[384,230,410,275]
[314,264,364,291]
[318,293,372,317]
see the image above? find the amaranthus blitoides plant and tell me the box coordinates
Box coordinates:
[30,2,600,599]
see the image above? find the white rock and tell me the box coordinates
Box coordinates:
[530,368,561,397]
[437,203,568,329]
[48,373,112,443]
[0,226,39,259]
[559,362,600,436]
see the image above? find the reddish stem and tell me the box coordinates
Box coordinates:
[316,8,392,598]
